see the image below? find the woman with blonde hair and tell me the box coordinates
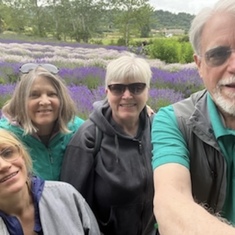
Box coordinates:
[0,129,100,235]
[0,63,84,180]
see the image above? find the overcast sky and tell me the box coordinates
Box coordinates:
[149,0,218,15]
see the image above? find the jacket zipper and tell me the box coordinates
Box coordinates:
[48,148,53,164]
[138,140,143,154]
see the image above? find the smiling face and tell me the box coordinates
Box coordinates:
[104,55,151,126]
[106,80,148,125]
[195,12,235,116]
[27,76,60,135]
[0,145,28,200]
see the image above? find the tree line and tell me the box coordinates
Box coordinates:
[0,0,194,45]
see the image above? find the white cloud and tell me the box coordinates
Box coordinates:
[149,0,218,14]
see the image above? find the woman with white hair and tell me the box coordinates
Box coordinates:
[61,54,157,235]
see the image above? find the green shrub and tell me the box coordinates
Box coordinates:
[178,35,189,42]
[147,38,194,64]
[89,39,103,45]
[180,42,194,63]
[116,38,126,46]
[148,38,180,63]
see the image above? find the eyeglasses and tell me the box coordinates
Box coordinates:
[108,83,146,96]
[0,145,20,162]
[19,63,59,74]
[204,46,235,67]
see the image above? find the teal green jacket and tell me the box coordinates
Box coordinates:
[0,116,84,180]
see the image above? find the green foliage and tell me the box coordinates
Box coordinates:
[111,1,154,45]
[178,35,189,42]
[147,38,194,64]
[147,98,172,112]
[89,39,103,45]
[181,42,194,63]
[0,1,196,45]
[117,37,126,46]
[0,66,18,84]
[140,24,151,38]
[76,76,102,90]
[152,10,194,31]
[0,95,11,108]
[148,38,180,63]
[0,77,5,84]
[135,5,154,38]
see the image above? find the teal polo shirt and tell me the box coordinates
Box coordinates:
[207,94,235,224]
[152,93,235,224]
[151,105,190,170]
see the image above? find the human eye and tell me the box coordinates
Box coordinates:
[135,84,145,91]
[130,83,146,94]
[208,47,230,58]
[29,91,40,98]
[48,91,58,97]
[108,84,125,95]
[1,147,14,160]
[205,46,231,66]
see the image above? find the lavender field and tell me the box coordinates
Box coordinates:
[0,39,203,119]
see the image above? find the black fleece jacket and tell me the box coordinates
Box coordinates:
[60,100,156,235]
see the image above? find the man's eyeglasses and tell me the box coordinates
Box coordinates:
[0,145,20,162]
[108,83,146,96]
[204,46,235,67]
[19,63,59,74]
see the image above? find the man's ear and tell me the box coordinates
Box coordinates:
[194,54,204,78]
[194,54,201,69]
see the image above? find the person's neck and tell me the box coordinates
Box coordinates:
[37,126,54,136]
[35,120,58,137]
[113,116,139,137]
[0,183,32,216]
[221,111,235,130]
[0,183,35,235]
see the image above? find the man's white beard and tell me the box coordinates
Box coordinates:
[212,80,235,117]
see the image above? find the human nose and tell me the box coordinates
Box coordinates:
[0,157,11,170]
[227,51,235,72]
[122,87,133,97]
[39,95,51,105]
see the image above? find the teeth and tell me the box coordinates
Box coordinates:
[121,104,134,107]
[38,110,51,113]
[0,172,17,183]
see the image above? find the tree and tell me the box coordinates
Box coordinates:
[135,5,154,38]
[53,0,106,42]
[110,0,153,45]
[1,0,49,36]
[0,0,29,32]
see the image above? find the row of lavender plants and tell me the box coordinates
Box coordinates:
[0,39,204,119]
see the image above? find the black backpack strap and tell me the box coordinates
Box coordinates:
[93,125,103,156]
[149,113,155,127]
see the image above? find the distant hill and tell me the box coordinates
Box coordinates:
[151,10,195,32]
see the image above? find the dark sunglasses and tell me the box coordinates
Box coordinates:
[19,63,59,74]
[204,46,235,67]
[108,83,146,96]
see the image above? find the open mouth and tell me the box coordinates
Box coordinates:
[225,84,235,88]
[120,104,136,107]
[0,171,18,183]
[37,109,52,113]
